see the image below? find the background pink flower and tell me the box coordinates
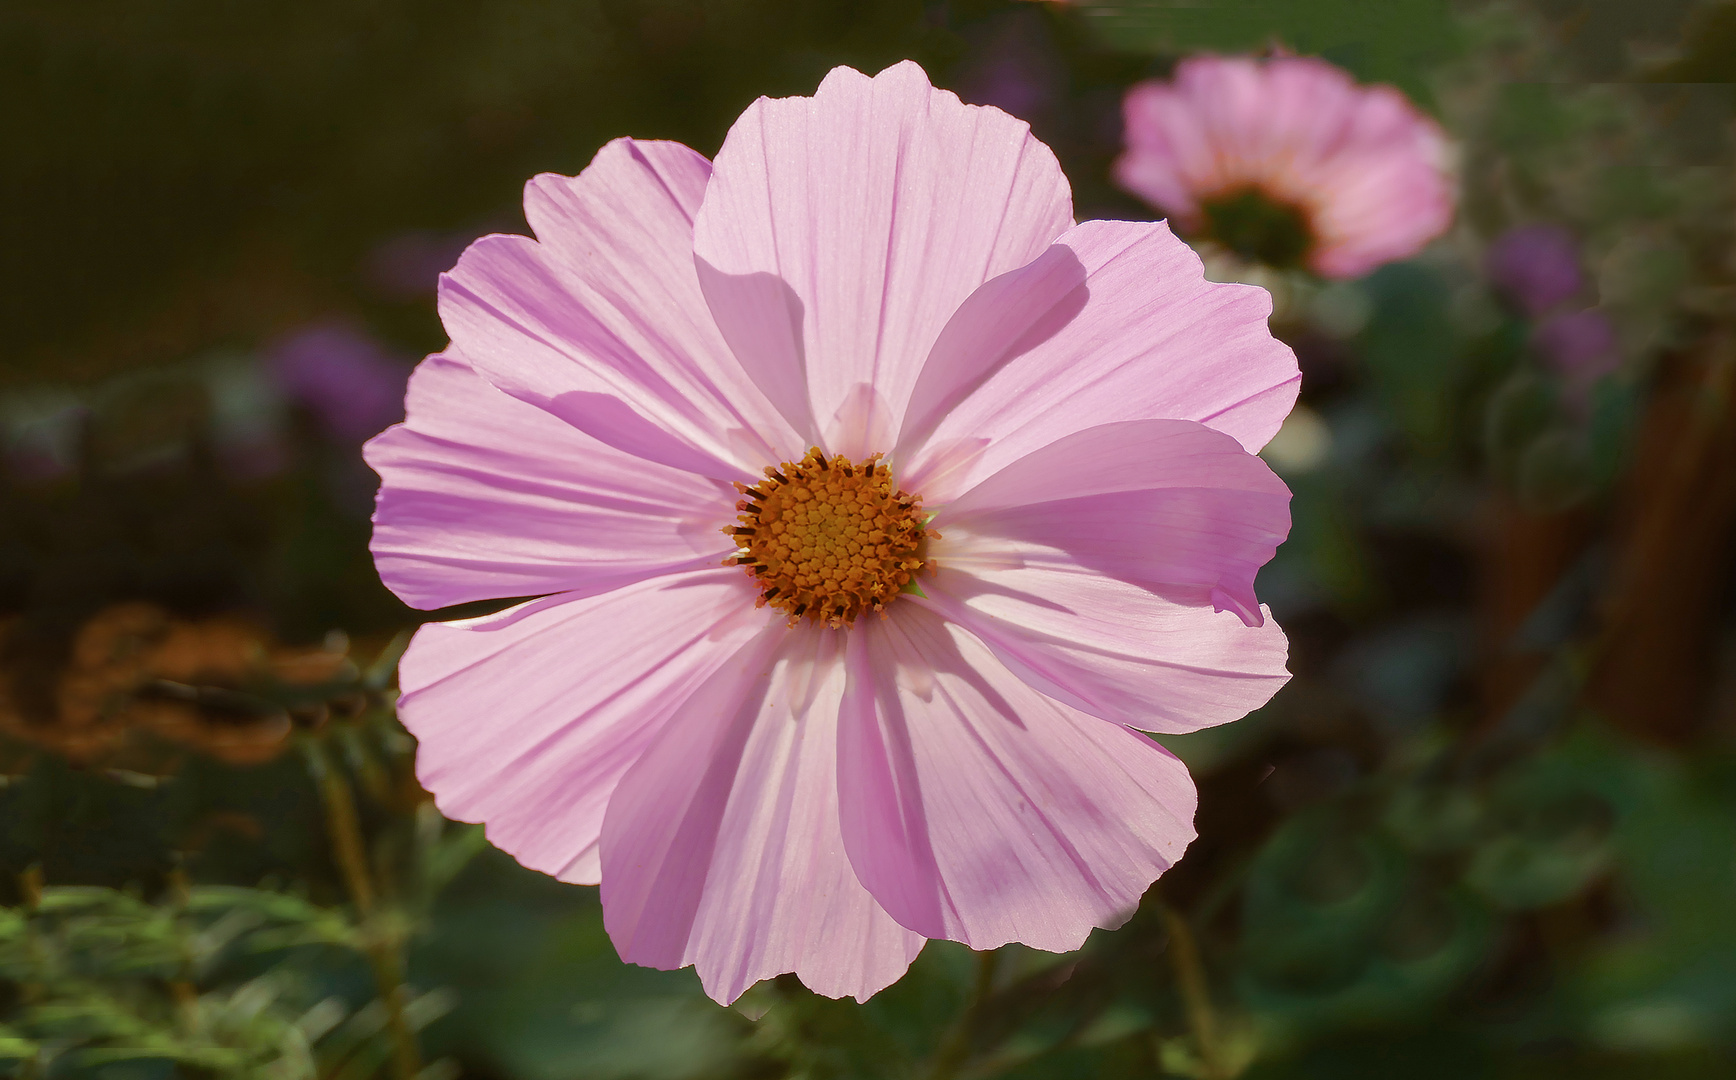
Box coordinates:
[367,62,1298,1005]
[1115,54,1455,279]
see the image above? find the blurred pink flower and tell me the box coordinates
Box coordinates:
[1115,55,1455,279]
[367,62,1297,1004]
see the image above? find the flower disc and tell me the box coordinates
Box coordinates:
[727,448,929,627]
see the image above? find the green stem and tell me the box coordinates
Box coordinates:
[166,866,201,1037]
[308,741,420,1080]
[926,949,1000,1080]
[1161,903,1228,1080]
[17,867,44,1080]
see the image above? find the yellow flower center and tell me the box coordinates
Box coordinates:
[725,448,931,628]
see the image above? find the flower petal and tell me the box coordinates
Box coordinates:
[894,243,1089,455]
[1252,60,1453,278]
[914,418,1291,731]
[1115,60,1263,226]
[936,419,1291,624]
[397,569,769,885]
[692,61,1074,459]
[837,607,1198,951]
[918,568,1288,736]
[365,351,733,609]
[438,137,800,480]
[900,220,1299,502]
[601,623,925,1004]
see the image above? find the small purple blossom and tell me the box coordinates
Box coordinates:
[1487,225,1583,316]
[1535,307,1619,386]
[267,323,410,444]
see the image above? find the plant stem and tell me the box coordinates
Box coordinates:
[1161,903,1228,1080]
[308,741,420,1080]
[926,948,1001,1080]
[317,758,376,915]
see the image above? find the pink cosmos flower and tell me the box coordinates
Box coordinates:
[1115,55,1455,279]
[366,62,1298,1004]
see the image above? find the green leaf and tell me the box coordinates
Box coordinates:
[0,1025,38,1061]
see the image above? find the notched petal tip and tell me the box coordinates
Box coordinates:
[1211,586,1266,628]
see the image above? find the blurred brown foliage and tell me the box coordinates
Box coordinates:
[0,603,347,769]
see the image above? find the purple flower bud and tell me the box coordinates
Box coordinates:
[1487,225,1583,316]
[266,323,410,443]
[1535,307,1619,385]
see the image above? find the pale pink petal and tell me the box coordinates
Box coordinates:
[935,419,1290,623]
[365,351,732,609]
[916,418,1289,733]
[917,566,1288,735]
[837,607,1198,951]
[902,220,1299,501]
[397,569,770,885]
[894,243,1089,454]
[601,624,925,1004]
[1203,56,1355,178]
[1164,55,1271,185]
[692,262,820,447]
[1303,88,1453,277]
[692,61,1074,458]
[438,138,801,479]
[1272,65,1453,277]
[1115,81,1210,224]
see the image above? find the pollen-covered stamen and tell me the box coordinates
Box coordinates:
[723,448,931,628]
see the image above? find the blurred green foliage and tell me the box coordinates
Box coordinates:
[1078,0,1461,102]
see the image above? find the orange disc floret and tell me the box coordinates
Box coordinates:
[724,448,930,628]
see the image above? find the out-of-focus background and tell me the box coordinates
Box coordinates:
[4,0,1736,1076]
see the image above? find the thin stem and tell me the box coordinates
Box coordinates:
[1161,903,1228,1080]
[166,866,201,1037]
[308,741,420,1080]
[17,867,44,1080]
[926,948,1001,1080]
[317,758,375,915]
